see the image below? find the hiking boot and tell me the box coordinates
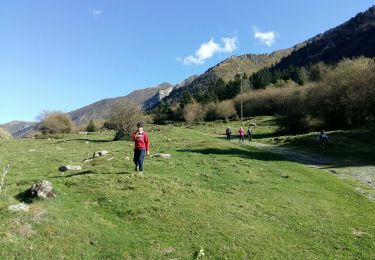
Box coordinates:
[139,171,144,177]
[135,166,138,172]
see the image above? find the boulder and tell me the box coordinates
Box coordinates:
[30,180,56,199]
[153,153,171,159]
[93,150,109,157]
[58,165,82,171]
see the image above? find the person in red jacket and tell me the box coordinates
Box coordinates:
[238,127,245,142]
[132,122,150,176]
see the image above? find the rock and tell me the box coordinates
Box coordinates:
[30,180,56,199]
[249,123,257,126]
[8,203,30,212]
[107,157,114,161]
[59,165,82,171]
[79,131,89,135]
[125,156,130,161]
[85,141,89,144]
[82,158,93,164]
[93,150,109,157]
[153,153,171,159]
[28,149,36,152]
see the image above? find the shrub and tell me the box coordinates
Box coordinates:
[0,127,12,139]
[109,100,144,140]
[204,100,237,121]
[38,112,73,134]
[183,102,205,123]
[86,120,97,132]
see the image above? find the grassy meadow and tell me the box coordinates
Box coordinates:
[0,120,374,259]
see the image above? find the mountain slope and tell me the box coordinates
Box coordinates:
[69,82,172,125]
[164,47,297,103]
[275,6,375,68]
[0,121,37,138]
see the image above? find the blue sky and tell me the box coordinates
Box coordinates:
[1,0,374,123]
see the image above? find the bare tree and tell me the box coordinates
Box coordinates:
[109,99,144,140]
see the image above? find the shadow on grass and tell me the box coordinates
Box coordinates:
[51,170,132,178]
[177,147,286,162]
[15,189,36,204]
[55,138,114,144]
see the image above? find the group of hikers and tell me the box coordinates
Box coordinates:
[131,121,329,177]
[225,126,252,142]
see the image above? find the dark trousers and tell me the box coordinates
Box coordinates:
[248,134,252,142]
[133,149,146,171]
[226,134,231,140]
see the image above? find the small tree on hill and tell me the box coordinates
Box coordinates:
[86,120,97,132]
[153,101,173,124]
[38,112,73,135]
[180,90,193,108]
[109,100,144,141]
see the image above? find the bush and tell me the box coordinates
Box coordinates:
[109,100,144,140]
[38,112,73,134]
[86,120,97,132]
[0,127,12,139]
[237,57,375,133]
[204,100,237,121]
[317,57,375,127]
[183,102,205,123]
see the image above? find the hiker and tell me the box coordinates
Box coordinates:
[317,130,328,151]
[239,127,245,142]
[225,127,232,140]
[247,128,252,142]
[132,122,150,176]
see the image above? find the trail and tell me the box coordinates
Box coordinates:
[247,141,375,201]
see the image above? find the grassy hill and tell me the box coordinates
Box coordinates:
[0,120,374,258]
[0,127,13,139]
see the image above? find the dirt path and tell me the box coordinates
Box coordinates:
[247,141,375,201]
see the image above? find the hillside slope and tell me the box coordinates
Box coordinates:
[69,82,172,125]
[275,6,375,68]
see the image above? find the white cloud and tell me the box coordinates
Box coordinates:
[253,27,279,47]
[90,8,103,17]
[178,37,238,65]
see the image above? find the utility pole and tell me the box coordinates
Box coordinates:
[240,73,243,126]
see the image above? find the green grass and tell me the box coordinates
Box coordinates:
[0,123,374,259]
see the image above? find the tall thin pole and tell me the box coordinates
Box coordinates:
[240,74,243,126]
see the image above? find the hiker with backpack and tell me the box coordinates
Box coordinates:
[226,127,232,141]
[318,130,328,151]
[247,128,253,142]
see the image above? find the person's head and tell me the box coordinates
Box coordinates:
[321,130,325,134]
[137,122,144,131]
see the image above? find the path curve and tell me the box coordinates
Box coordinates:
[246,141,375,201]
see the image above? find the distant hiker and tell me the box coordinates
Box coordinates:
[225,127,232,140]
[239,127,245,142]
[247,128,253,142]
[132,122,150,176]
[318,130,328,151]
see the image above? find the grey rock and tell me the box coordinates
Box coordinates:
[30,180,56,199]
[59,165,82,171]
[153,153,171,159]
[8,203,30,212]
[93,150,109,157]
